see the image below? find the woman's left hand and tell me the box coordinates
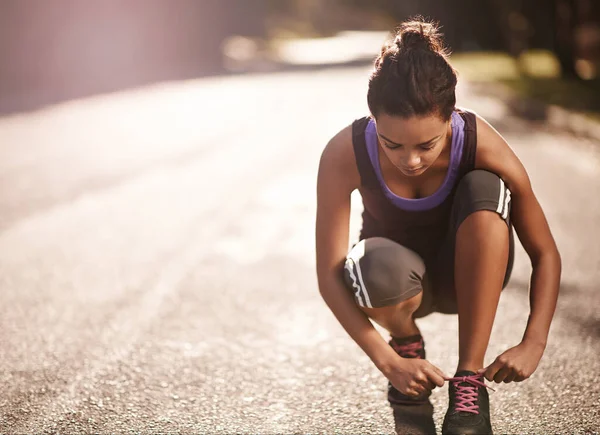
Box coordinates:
[478,340,545,383]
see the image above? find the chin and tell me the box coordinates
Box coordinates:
[400,166,427,177]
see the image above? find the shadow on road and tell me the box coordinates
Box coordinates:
[507,278,600,340]
[392,401,436,435]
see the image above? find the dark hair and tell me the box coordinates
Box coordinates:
[367,18,458,121]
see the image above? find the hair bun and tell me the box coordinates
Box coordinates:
[394,19,444,53]
[368,17,457,120]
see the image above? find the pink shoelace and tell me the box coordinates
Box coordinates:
[390,339,423,358]
[444,373,495,414]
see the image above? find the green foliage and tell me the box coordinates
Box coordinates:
[451,50,600,120]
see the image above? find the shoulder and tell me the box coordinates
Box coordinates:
[318,121,361,193]
[473,111,512,168]
[321,122,354,161]
[473,111,506,159]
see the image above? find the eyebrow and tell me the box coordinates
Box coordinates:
[379,133,441,147]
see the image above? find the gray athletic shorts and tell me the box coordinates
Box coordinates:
[343,170,514,318]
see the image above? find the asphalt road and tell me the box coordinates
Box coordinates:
[1,66,599,434]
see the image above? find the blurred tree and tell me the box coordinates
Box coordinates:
[491,0,599,79]
[479,0,598,78]
[552,0,579,78]
[490,0,531,65]
[264,0,598,80]
[326,0,506,51]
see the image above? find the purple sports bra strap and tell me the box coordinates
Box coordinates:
[351,110,478,190]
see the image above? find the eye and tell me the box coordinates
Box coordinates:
[382,141,402,150]
[420,137,441,150]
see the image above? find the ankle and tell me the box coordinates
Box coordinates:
[456,363,484,374]
[388,320,420,339]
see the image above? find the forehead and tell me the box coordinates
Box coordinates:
[375,113,447,144]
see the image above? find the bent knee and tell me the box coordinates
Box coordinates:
[453,170,512,228]
[343,237,425,309]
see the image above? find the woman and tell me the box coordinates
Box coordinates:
[315,19,561,435]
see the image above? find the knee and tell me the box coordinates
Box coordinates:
[453,170,512,227]
[456,170,503,201]
[343,237,425,309]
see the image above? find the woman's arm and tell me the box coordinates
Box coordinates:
[475,115,562,381]
[315,125,399,370]
[316,125,448,394]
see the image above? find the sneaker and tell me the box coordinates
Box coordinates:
[387,334,430,406]
[442,370,494,435]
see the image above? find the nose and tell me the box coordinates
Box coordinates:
[403,153,421,169]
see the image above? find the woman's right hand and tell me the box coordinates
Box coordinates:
[382,356,447,397]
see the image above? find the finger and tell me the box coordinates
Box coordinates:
[408,388,424,397]
[493,366,511,384]
[514,375,526,382]
[503,372,517,384]
[408,381,426,395]
[433,366,449,380]
[404,387,424,397]
[483,360,503,382]
[418,377,435,391]
[414,371,436,390]
[402,388,418,396]
[425,364,446,387]
[426,371,445,388]
[414,387,428,396]
[415,376,434,391]
[400,388,416,397]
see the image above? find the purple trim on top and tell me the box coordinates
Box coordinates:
[365,111,465,211]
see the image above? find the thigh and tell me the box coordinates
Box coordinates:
[429,170,516,314]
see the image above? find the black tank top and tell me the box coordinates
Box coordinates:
[351,109,478,265]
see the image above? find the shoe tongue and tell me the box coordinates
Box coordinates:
[454,370,477,378]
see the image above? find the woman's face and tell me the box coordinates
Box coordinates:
[375,112,451,177]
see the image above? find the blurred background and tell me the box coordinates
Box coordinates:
[1,1,599,434]
[1,0,599,115]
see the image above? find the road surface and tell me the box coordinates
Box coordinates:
[1,66,599,434]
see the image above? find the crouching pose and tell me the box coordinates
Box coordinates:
[315,19,561,435]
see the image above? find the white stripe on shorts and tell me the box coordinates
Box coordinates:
[344,258,366,307]
[496,178,506,215]
[502,187,511,220]
[354,260,373,309]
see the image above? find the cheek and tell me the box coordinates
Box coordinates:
[381,149,400,164]
[424,148,444,164]
[423,152,437,164]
